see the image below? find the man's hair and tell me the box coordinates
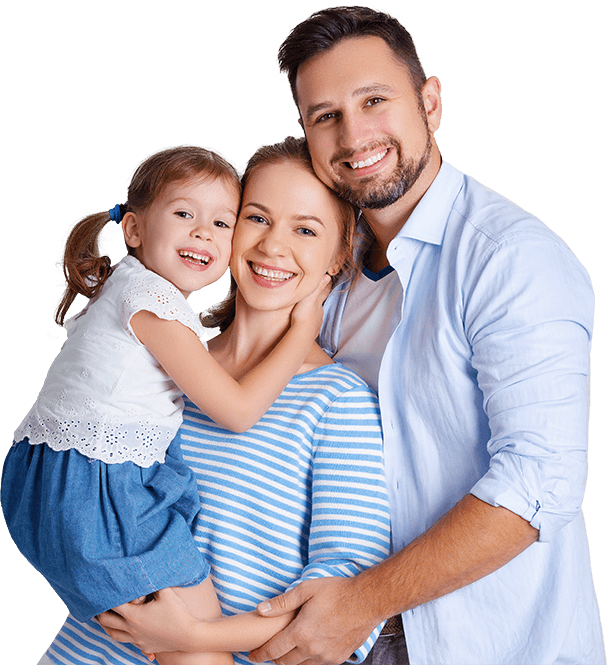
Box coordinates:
[278,6,427,104]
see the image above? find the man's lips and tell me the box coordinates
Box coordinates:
[333,145,394,178]
[347,148,389,170]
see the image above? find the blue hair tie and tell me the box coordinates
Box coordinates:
[109,204,123,224]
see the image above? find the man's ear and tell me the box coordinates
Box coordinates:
[122,212,142,249]
[422,76,442,134]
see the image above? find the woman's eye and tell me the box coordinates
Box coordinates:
[248,214,268,225]
[297,227,317,237]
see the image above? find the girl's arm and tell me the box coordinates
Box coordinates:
[98,588,295,656]
[131,276,330,433]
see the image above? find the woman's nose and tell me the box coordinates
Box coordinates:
[257,227,288,256]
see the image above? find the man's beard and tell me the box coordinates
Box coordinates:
[330,132,433,210]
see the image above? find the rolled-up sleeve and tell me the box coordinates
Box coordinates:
[466,232,593,541]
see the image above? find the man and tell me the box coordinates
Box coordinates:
[249,7,605,665]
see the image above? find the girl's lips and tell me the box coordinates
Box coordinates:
[178,249,213,270]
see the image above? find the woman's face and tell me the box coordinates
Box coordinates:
[231,160,345,314]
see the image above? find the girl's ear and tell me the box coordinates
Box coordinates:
[122,212,142,249]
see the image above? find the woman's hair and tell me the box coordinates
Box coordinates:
[203,136,358,332]
[55,146,240,326]
[278,6,427,104]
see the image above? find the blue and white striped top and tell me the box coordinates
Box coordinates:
[43,363,391,665]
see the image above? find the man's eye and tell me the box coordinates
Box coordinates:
[365,97,384,107]
[316,111,337,124]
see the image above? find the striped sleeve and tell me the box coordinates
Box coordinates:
[289,382,391,662]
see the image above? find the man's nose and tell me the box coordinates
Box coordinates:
[338,111,372,151]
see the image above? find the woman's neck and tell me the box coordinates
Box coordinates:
[207,301,333,380]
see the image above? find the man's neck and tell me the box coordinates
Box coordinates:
[362,150,442,271]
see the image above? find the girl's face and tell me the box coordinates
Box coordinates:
[124,176,239,297]
[231,160,345,314]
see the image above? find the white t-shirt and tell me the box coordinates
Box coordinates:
[14,255,206,467]
[333,266,401,393]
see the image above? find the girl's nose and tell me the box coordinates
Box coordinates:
[191,221,213,240]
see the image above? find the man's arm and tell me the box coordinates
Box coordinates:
[249,494,538,665]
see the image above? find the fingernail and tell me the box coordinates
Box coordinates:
[258,601,272,614]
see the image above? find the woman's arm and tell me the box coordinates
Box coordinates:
[98,588,295,656]
[131,276,330,433]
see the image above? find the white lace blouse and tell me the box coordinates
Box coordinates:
[14,255,207,467]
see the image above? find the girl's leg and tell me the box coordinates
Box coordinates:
[154,578,234,665]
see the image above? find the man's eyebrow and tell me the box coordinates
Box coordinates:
[303,84,396,122]
[242,201,326,227]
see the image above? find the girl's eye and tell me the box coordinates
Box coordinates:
[175,211,193,219]
[214,220,231,229]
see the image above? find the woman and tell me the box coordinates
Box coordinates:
[38,137,390,665]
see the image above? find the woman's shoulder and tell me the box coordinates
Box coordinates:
[293,361,378,401]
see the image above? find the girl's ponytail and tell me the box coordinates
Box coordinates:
[55,208,123,326]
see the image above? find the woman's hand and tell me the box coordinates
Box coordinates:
[290,274,332,333]
[97,588,200,655]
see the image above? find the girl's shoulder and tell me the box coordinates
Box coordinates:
[112,256,205,341]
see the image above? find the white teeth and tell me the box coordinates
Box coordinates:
[350,149,388,170]
[251,263,294,281]
[179,250,210,264]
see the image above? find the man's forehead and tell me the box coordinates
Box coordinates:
[295,36,412,112]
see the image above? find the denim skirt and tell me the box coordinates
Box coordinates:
[1,438,209,622]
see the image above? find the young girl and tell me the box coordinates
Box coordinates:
[1,146,329,665]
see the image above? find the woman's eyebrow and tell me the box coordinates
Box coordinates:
[243,201,325,227]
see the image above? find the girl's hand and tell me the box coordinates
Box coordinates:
[290,274,332,333]
[97,588,199,655]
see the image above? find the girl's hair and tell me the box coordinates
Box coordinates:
[55,146,240,326]
[203,136,358,332]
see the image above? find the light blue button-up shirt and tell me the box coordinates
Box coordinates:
[320,162,605,664]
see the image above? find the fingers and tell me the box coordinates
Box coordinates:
[257,586,307,617]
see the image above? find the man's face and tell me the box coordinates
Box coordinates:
[296,36,438,210]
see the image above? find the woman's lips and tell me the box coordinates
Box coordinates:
[249,261,295,285]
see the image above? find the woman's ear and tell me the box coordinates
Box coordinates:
[327,249,346,278]
[122,212,142,249]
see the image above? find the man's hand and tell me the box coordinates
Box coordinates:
[97,588,199,655]
[249,577,380,665]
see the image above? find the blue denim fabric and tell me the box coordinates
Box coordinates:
[2,439,209,622]
[358,634,409,665]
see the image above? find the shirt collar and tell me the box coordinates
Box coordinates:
[389,161,464,250]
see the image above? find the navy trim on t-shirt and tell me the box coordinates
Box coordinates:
[362,265,395,282]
